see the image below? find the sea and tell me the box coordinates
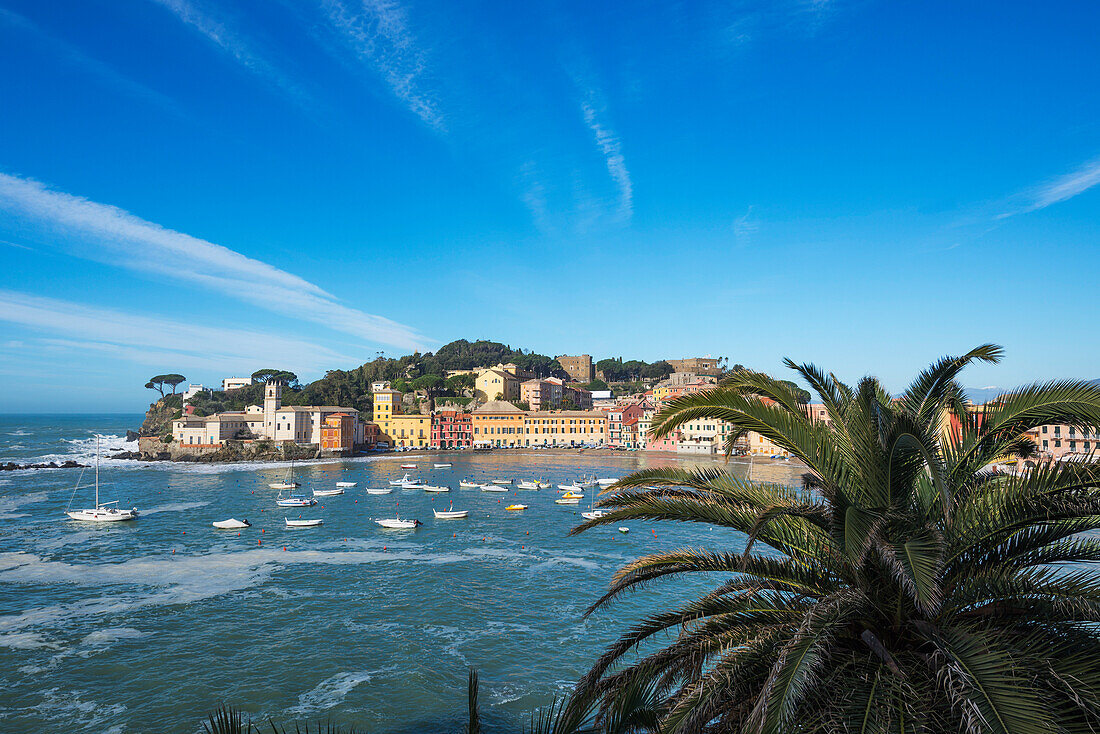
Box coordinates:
[0,414,803,733]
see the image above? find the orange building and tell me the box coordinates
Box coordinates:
[471,400,526,448]
[320,412,355,453]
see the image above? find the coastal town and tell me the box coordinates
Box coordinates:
[141,353,1096,469]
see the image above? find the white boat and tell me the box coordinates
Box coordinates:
[285,517,323,528]
[389,473,414,486]
[212,518,251,529]
[459,480,484,489]
[423,485,450,493]
[558,484,584,492]
[555,498,580,505]
[618,526,629,533]
[402,482,429,490]
[269,464,300,490]
[516,481,539,490]
[336,481,357,488]
[597,478,619,486]
[313,488,344,497]
[366,487,393,495]
[376,518,421,529]
[582,510,608,520]
[491,479,512,485]
[433,503,467,519]
[535,480,553,489]
[276,495,316,507]
[578,476,599,488]
[481,485,508,493]
[66,436,138,523]
[434,463,452,468]
[400,463,417,469]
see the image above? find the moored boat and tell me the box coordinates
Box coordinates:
[423,485,450,493]
[581,510,607,520]
[366,487,393,495]
[285,517,323,528]
[434,463,452,468]
[276,495,316,507]
[376,517,421,529]
[491,479,512,485]
[313,488,344,497]
[597,477,619,487]
[555,497,580,505]
[433,502,467,519]
[516,481,539,490]
[65,436,138,523]
[212,518,251,529]
[505,504,527,511]
[481,485,508,493]
[389,473,415,486]
[400,463,417,469]
[336,481,357,488]
[459,480,484,489]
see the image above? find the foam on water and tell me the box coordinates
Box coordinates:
[288,667,398,716]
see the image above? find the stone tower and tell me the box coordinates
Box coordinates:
[263,381,283,437]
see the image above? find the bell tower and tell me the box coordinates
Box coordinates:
[264,380,283,437]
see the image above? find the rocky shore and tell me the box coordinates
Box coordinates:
[1,460,88,471]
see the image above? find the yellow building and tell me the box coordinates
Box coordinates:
[522,411,607,447]
[372,385,431,448]
[471,400,526,447]
[476,369,519,401]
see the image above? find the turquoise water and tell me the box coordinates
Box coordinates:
[0,415,802,732]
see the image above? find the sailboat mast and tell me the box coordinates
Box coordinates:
[95,434,100,508]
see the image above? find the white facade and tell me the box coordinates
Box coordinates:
[182,384,212,402]
[222,377,254,392]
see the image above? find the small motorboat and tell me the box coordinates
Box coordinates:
[597,478,619,487]
[376,518,421,529]
[481,485,508,493]
[618,526,629,533]
[555,497,580,505]
[276,495,316,507]
[535,480,552,489]
[505,504,527,511]
[423,485,450,493]
[390,473,417,485]
[558,484,583,492]
[561,491,583,499]
[459,480,484,489]
[581,510,608,520]
[578,476,599,488]
[402,482,428,490]
[212,518,251,529]
[400,463,417,469]
[433,503,468,519]
[491,479,512,485]
[336,481,357,488]
[269,482,299,490]
[366,487,393,495]
[285,517,323,528]
[516,481,539,490]
[313,488,344,497]
[434,463,452,468]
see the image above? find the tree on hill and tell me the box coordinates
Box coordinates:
[145,374,186,397]
[410,374,444,411]
[569,345,1100,732]
[640,360,673,380]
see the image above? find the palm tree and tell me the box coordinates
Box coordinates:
[569,345,1100,733]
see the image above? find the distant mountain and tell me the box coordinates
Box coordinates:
[964,379,1100,405]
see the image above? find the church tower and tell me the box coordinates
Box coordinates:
[264,381,283,437]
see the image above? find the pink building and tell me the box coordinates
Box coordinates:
[431,411,472,449]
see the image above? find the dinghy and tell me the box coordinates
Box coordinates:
[285,517,323,528]
[423,485,450,493]
[491,479,512,485]
[313,488,344,497]
[555,497,580,505]
[433,502,468,519]
[597,478,619,487]
[459,480,484,489]
[400,463,417,469]
[557,484,583,492]
[481,485,508,493]
[366,487,393,495]
[516,481,539,490]
[212,518,251,529]
[581,510,608,520]
[376,518,421,529]
[618,526,630,533]
[389,473,415,486]
[561,491,583,499]
[434,463,452,468]
[336,481,357,488]
[65,437,138,523]
[505,504,527,511]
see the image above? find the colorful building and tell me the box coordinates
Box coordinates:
[431,410,473,449]
[556,354,594,383]
[371,383,430,448]
[471,400,526,447]
[476,369,519,402]
[321,412,356,453]
[521,411,607,447]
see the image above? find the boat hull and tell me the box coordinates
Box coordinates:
[366,488,393,495]
[376,519,420,529]
[213,519,250,529]
[433,510,468,519]
[555,498,580,505]
[313,489,344,497]
[285,519,323,527]
[67,508,137,522]
[335,482,357,488]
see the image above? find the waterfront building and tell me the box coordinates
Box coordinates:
[564,384,593,409]
[471,400,526,448]
[320,413,356,453]
[431,410,473,449]
[556,354,594,383]
[520,378,563,411]
[521,411,607,447]
[608,402,650,448]
[663,357,721,376]
[371,383,430,448]
[221,376,254,392]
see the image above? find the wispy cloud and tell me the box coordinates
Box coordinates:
[0,290,353,374]
[733,205,760,244]
[1009,156,1100,216]
[149,0,311,107]
[321,0,444,131]
[0,173,426,351]
[580,99,633,222]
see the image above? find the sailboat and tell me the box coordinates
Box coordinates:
[66,436,137,522]
[269,462,300,490]
[389,472,414,486]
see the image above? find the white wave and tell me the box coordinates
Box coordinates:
[530,556,603,573]
[139,501,210,516]
[0,490,52,511]
[18,627,148,674]
[22,688,127,730]
[0,631,62,650]
[8,429,31,436]
[0,512,29,519]
[288,668,395,715]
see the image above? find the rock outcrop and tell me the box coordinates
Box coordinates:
[139,398,179,438]
[1,460,87,471]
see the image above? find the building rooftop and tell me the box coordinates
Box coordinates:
[473,400,523,414]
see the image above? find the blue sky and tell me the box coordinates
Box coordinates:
[0,0,1098,412]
